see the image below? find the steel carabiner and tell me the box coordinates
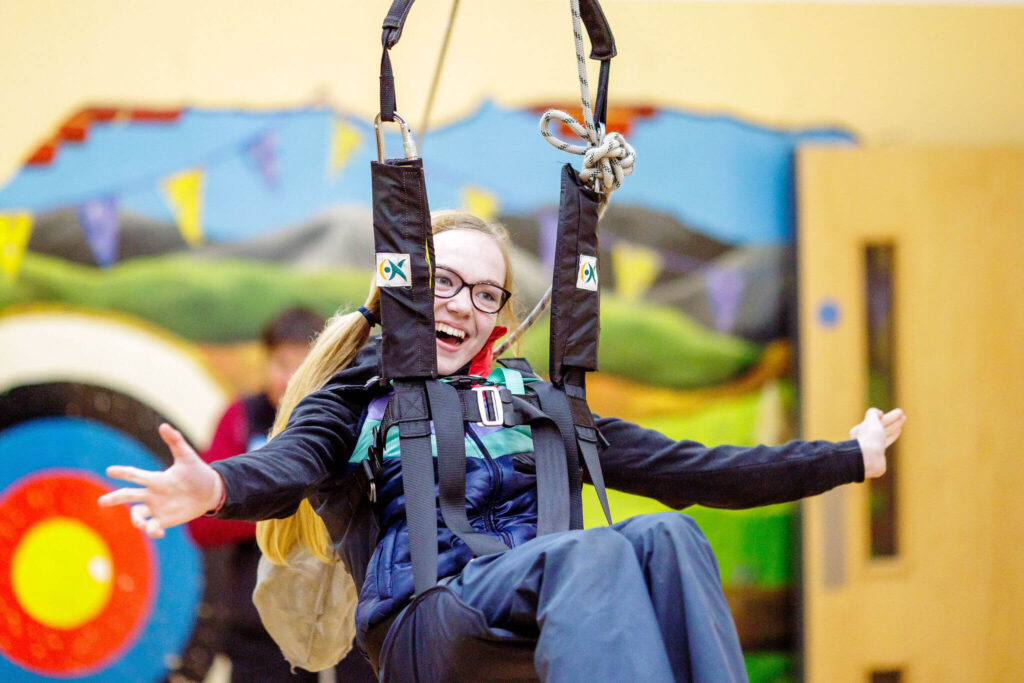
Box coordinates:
[374,111,419,162]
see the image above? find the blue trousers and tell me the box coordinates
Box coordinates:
[375,513,747,682]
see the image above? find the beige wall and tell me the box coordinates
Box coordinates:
[2,1,1024,184]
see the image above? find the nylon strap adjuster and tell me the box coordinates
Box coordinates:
[361,459,377,503]
[472,385,503,427]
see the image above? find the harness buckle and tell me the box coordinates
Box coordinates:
[472,385,504,427]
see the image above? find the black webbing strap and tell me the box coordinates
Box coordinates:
[382,0,414,48]
[561,372,612,525]
[425,381,509,557]
[575,427,612,524]
[380,51,397,123]
[594,60,611,132]
[392,381,438,594]
[508,395,571,536]
[379,0,415,122]
[530,383,585,530]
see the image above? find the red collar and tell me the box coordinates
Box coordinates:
[468,326,507,377]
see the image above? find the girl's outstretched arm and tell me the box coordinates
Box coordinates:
[593,407,906,510]
[98,423,224,538]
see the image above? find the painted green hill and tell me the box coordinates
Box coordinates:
[3,253,761,389]
[517,296,761,389]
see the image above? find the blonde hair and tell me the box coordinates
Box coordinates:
[256,210,518,564]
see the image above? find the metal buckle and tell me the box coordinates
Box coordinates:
[472,386,503,427]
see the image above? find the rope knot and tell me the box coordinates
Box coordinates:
[580,131,635,192]
[539,110,636,194]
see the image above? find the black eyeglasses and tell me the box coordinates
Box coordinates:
[434,267,511,314]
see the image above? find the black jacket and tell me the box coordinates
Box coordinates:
[212,357,864,639]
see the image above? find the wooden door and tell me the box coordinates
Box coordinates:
[797,147,1024,682]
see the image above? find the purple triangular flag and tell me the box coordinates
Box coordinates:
[537,208,559,270]
[78,197,120,267]
[705,265,746,332]
[245,132,279,188]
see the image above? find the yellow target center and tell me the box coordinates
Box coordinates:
[11,516,114,629]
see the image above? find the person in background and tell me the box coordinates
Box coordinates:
[188,306,377,683]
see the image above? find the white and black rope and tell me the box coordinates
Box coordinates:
[502,0,636,356]
[538,0,635,195]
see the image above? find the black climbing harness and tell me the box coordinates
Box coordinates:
[369,0,620,596]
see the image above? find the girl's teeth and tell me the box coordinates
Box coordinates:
[436,323,465,339]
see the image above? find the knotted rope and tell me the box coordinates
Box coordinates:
[538,0,635,195]
[498,0,635,357]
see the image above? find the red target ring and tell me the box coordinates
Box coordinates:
[0,470,156,676]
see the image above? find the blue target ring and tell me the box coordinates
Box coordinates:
[0,417,201,682]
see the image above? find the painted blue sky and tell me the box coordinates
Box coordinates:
[0,102,853,245]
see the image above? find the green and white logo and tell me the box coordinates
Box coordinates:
[577,254,598,291]
[375,253,411,287]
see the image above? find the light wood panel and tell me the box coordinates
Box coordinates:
[798,146,1024,682]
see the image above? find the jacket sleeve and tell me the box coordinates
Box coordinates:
[593,415,865,510]
[209,378,369,522]
[187,400,259,546]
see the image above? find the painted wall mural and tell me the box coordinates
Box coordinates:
[0,101,852,682]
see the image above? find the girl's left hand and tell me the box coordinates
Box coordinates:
[850,408,906,478]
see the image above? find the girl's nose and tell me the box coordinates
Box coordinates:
[445,288,473,315]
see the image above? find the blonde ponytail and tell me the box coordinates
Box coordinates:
[256,287,380,564]
[256,209,518,566]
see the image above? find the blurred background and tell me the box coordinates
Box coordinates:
[1,1,1021,681]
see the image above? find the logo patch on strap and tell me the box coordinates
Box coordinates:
[375,253,411,287]
[577,255,598,291]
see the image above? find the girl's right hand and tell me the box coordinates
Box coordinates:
[97,423,224,538]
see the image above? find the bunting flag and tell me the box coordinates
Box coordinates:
[704,264,747,332]
[244,132,279,188]
[0,211,33,282]
[537,208,559,269]
[462,186,499,223]
[329,120,361,175]
[611,241,663,301]
[77,197,120,267]
[161,169,204,246]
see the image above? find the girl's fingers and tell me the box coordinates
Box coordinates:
[98,487,148,506]
[882,409,906,427]
[129,504,152,529]
[158,423,196,464]
[106,465,157,486]
[144,518,165,538]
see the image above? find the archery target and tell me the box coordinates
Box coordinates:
[0,417,201,682]
[0,309,228,681]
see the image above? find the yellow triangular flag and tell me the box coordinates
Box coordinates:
[161,169,204,246]
[611,241,663,301]
[461,186,500,222]
[330,120,362,175]
[0,211,33,282]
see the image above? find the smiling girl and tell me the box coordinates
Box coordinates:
[99,210,904,682]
